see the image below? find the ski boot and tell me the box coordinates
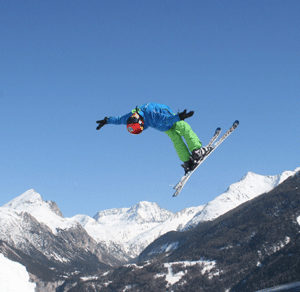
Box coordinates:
[191,146,212,162]
[181,158,198,175]
[181,147,213,175]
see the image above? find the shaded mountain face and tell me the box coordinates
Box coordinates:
[66,171,300,292]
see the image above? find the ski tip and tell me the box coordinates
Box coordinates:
[233,120,239,128]
[213,127,221,135]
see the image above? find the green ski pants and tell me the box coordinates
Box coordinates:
[165,121,202,162]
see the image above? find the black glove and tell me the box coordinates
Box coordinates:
[96,117,108,130]
[179,109,194,120]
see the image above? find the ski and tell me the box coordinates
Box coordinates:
[173,120,239,197]
[173,127,221,194]
[213,120,239,148]
[172,127,220,197]
[207,127,221,147]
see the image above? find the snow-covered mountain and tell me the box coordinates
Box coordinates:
[0,189,111,290]
[0,168,298,265]
[63,170,300,292]
[3,189,78,234]
[72,202,204,259]
[72,168,299,259]
[0,189,84,257]
[0,168,299,291]
[184,169,298,228]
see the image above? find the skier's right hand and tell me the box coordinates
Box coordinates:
[179,109,194,120]
[96,117,108,130]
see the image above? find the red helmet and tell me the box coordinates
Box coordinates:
[127,112,144,134]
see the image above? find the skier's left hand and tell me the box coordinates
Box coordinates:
[179,109,194,120]
[96,117,108,130]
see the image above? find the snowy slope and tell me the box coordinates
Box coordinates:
[0,253,36,292]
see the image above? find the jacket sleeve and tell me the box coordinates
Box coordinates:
[150,111,181,127]
[162,113,181,125]
[107,112,131,125]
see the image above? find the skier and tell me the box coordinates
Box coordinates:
[96,102,210,174]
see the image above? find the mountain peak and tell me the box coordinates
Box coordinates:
[3,189,75,234]
[128,201,173,223]
[227,170,287,197]
[129,201,160,213]
[94,201,173,225]
[4,189,43,210]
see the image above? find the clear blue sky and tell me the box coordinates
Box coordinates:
[0,0,299,217]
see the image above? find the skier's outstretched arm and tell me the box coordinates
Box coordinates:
[96,112,131,130]
[96,117,108,130]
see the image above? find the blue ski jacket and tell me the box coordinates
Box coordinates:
[107,103,181,132]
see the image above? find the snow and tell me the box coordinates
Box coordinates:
[256,281,300,292]
[72,204,203,258]
[0,207,32,246]
[50,252,70,263]
[155,259,219,286]
[258,236,291,258]
[103,281,112,287]
[94,201,172,223]
[3,189,78,234]
[123,285,135,291]
[77,201,174,244]
[271,236,291,253]
[0,253,36,292]
[0,168,298,261]
[80,276,99,281]
[184,169,298,228]
[163,242,179,253]
[164,264,185,286]
[146,241,179,257]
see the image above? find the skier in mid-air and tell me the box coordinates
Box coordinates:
[96,102,210,174]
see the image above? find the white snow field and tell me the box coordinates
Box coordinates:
[0,253,35,292]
